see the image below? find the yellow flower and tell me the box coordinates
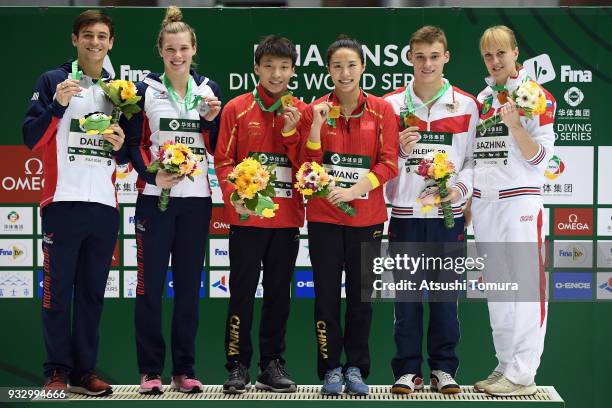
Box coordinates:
[236,177,248,192]
[191,168,202,177]
[261,208,276,218]
[243,184,259,200]
[237,157,260,177]
[535,93,547,115]
[311,161,323,173]
[171,150,185,165]
[434,164,448,179]
[433,152,448,165]
[255,168,270,184]
[179,161,194,175]
[120,82,137,100]
[301,188,313,196]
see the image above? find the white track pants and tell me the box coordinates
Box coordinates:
[472,196,548,386]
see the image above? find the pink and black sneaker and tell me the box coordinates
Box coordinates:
[171,375,203,393]
[139,373,163,395]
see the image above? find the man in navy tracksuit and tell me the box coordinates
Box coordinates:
[383,26,478,394]
[22,10,127,396]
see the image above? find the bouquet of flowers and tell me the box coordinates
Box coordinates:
[477,80,548,133]
[146,141,201,211]
[417,152,456,229]
[295,161,355,216]
[227,156,279,220]
[99,79,142,151]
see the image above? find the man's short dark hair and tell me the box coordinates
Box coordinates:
[254,35,298,66]
[73,10,114,38]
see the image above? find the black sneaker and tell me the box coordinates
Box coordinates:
[255,359,297,393]
[223,362,251,394]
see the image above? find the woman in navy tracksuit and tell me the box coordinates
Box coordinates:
[123,6,222,394]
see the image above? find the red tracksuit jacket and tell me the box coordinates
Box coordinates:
[215,85,307,228]
[298,90,399,227]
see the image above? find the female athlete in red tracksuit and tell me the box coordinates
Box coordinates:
[298,36,398,396]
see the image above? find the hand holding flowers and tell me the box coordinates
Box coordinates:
[227,156,279,220]
[295,161,355,216]
[477,80,548,133]
[146,141,202,211]
[99,79,142,151]
[417,152,457,229]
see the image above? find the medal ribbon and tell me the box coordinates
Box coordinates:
[252,88,291,116]
[400,81,450,127]
[326,92,367,128]
[71,60,83,80]
[161,73,201,111]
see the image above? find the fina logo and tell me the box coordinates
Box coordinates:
[214,248,228,256]
[558,246,584,261]
[0,244,26,261]
[523,54,556,84]
[557,213,589,232]
[560,65,592,83]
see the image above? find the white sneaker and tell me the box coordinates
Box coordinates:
[430,370,460,394]
[485,375,537,396]
[391,374,424,394]
[474,370,503,392]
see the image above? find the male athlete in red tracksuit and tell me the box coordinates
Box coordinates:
[214,36,307,394]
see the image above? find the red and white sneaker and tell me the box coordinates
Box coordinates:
[171,375,203,394]
[430,370,461,394]
[391,374,424,394]
[139,373,163,395]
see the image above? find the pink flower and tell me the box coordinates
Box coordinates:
[417,160,431,178]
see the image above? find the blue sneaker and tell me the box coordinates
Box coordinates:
[344,367,369,396]
[321,367,343,395]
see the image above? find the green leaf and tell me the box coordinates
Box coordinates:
[230,191,240,203]
[187,175,194,182]
[262,184,275,197]
[244,197,258,211]
[123,103,141,114]
[146,160,160,173]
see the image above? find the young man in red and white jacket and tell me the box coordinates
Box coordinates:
[214,35,307,394]
[383,26,479,395]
